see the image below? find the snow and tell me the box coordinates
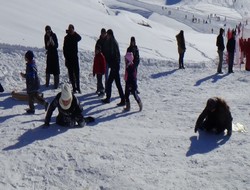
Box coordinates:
[0,0,250,189]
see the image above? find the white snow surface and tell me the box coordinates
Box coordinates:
[0,0,250,189]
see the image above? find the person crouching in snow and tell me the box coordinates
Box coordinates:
[44,83,94,128]
[93,45,106,96]
[123,52,142,111]
[20,50,49,114]
[194,97,233,136]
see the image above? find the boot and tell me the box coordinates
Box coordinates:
[138,100,143,112]
[54,75,59,89]
[124,101,130,111]
[45,74,50,87]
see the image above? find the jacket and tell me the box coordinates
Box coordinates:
[93,52,106,75]
[24,60,40,94]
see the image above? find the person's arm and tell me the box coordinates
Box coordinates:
[194,109,208,133]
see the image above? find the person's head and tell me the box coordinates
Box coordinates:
[95,45,101,54]
[219,28,224,35]
[125,52,134,64]
[130,36,136,46]
[25,50,34,62]
[59,83,73,110]
[206,97,217,112]
[66,24,75,35]
[100,28,106,38]
[45,25,52,35]
[106,29,114,39]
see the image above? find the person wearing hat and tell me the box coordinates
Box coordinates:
[216,28,225,74]
[102,29,125,106]
[44,25,60,89]
[44,83,94,127]
[194,97,233,136]
[63,24,82,93]
[93,45,106,96]
[123,52,142,111]
[20,50,49,114]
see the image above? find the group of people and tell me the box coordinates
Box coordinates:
[19,25,143,127]
[15,25,233,135]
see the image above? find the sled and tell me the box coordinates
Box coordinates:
[11,90,44,102]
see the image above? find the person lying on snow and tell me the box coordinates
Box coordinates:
[44,83,94,128]
[194,97,232,136]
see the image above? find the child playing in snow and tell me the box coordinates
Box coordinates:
[123,52,142,111]
[93,45,106,96]
[20,50,48,114]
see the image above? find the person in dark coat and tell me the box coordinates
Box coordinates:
[226,30,236,73]
[44,25,60,89]
[93,45,106,96]
[216,28,225,73]
[101,29,125,106]
[63,24,82,93]
[127,36,140,93]
[123,52,142,111]
[194,97,233,136]
[176,30,186,69]
[20,50,48,114]
[44,83,85,127]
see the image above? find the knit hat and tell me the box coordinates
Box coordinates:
[25,50,34,61]
[59,83,73,110]
[107,29,113,36]
[125,52,134,63]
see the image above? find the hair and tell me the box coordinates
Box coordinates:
[25,50,34,61]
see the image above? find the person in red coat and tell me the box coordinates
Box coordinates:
[93,45,106,96]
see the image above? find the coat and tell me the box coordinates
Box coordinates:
[44,32,60,75]
[93,52,106,75]
[102,37,120,71]
[63,32,81,67]
[124,62,137,90]
[195,97,233,135]
[227,37,236,53]
[216,34,225,51]
[45,92,84,127]
[24,60,40,94]
[176,32,186,54]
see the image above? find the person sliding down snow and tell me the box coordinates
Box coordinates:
[194,97,232,136]
[44,83,94,128]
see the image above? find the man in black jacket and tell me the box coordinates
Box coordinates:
[63,24,82,93]
[226,30,236,73]
[216,28,225,73]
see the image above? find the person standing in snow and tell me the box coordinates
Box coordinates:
[216,28,225,74]
[20,50,49,114]
[93,45,106,96]
[194,97,232,136]
[44,25,60,89]
[101,29,125,106]
[127,36,140,93]
[63,24,82,93]
[226,30,236,73]
[44,83,94,128]
[176,30,186,69]
[123,52,142,111]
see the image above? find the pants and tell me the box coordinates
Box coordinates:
[105,69,124,101]
[96,74,104,92]
[217,50,223,72]
[28,92,47,110]
[66,61,80,91]
[179,52,185,68]
[228,52,234,73]
[124,83,141,104]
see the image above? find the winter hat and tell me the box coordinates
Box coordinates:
[101,28,106,34]
[45,25,51,32]
[59,83,73,110]
[125,52,134,63]
[107,29,113,36]
[25,50,34,61]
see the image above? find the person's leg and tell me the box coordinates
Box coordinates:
[114,71,125,105]
[217,50,223,73]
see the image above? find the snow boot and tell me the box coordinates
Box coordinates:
[124,102,130,111]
